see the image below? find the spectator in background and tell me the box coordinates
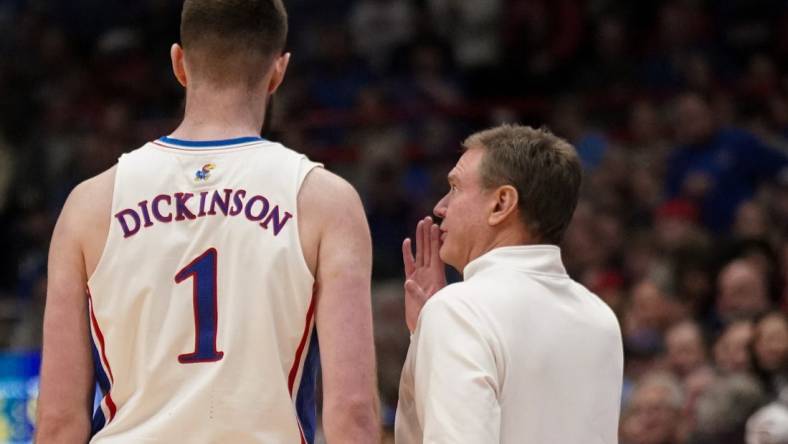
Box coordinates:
[666,92,788,233]
[717,259,771,324]
[427,0,503,96]
[624,278,684,349]
[621,232,664,287]
[726,239,781,292]
[733,200,772,241]
[690,374,766,444]
[577,15,635,94]
[307,25,372,112]
[746,399,788,444]
[740,54,780,103]
[681,366,718,442]
[395,40,463,108]
[550,96,610,170]
[768,172,788,235]
[665,320,710,380]
[621,372,684,444]
[713,319,755,374]
[586,145,630,211]
[502,0,583,95]
[349,0,415,71]
[682,53,718,96]
[653,200,705,253]
[641,2,711,91]
[628,100,669,157]
[672,245,715,316]
[626,100,670,221]
[753,311,788,396]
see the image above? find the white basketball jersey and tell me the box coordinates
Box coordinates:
[86,136,321,443]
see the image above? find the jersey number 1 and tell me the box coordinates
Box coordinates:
[175,248,225,363]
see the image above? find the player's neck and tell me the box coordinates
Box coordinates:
[171,88,268,140]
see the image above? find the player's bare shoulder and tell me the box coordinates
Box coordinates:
[297,167,368,275]
[299,167,363,213]
[59,165,117,277]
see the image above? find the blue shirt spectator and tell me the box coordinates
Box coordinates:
[666,126,787,232]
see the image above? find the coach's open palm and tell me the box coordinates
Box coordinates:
[402,216,447,332]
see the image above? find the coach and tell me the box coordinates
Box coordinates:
[396,124,623,443]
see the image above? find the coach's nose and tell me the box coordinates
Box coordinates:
[433,194,448,219]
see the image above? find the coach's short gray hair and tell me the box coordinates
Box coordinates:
[463,124,581,245]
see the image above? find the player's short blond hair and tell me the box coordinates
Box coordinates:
[180,0,288,87]
[463,124,581,245]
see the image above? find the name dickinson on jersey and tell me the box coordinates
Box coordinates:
[114,188,293,238]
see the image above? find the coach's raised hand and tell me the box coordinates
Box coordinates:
[402,216,447,332]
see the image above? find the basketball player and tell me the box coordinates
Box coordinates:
[35,1,379,442]
[397,125,623,443]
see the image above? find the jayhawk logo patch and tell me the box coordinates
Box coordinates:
[195,163,215,181]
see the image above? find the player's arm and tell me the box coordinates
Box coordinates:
[300,168,380,442]
[36,184,95,443]
[412,294,501,443]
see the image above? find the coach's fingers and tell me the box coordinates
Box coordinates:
[429,223,441,265]
[402,238,415,277]
[422,217,432,267]
[415,219,425,268]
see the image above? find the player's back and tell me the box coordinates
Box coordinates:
[87,136,320,443]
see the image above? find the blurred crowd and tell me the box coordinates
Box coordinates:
[3,0,788,442]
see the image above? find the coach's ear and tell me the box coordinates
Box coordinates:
[488,185,519,226]
[267,52,291,94]
[171,43,188,88]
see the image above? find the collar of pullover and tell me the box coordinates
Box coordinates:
[463,245,568,279]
